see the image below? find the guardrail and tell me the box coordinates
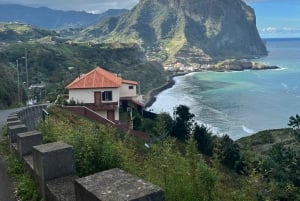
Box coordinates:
[6,105,165,201]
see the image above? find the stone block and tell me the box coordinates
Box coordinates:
[75,168,165,201]
[33,141,75,181]
[45,176,77,201]
[7,116,19,122]
[23,155,36,181]
[17,131,43,157]
[8,113,18,117]
[7,120,22,127]
[33,141,75,200]
[8,124,27,143]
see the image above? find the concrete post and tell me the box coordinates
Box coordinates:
[17,130,43,157]
[32,141,75,200]
[75,168,165,201]
[7,124,27,144]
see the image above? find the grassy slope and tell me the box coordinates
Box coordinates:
[237,128,298,158]
[41,106,267,201]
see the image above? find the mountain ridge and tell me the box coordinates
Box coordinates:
[0,4,128,29]
[78,0,267,63]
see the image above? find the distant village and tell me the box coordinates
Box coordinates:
[163,62,211,72]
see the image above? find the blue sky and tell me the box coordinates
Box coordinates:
[0,0,299,38]
[247,0,300,38]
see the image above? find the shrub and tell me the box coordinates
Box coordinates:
[150,138,216,201]
[4,145,41,201]
[38,107,121,176]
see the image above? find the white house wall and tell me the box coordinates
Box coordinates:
[69,88,120,104]
[120,84,137,98]
[69,89,94,103]
[95,110,119,122]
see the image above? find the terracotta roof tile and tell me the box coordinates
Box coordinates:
[122,79,138,85]
[66,67,124,89]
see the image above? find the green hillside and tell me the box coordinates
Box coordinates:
[0,65,23,108]
[0,23,58,42]
[237,128,300,200]
[0,41,166,108]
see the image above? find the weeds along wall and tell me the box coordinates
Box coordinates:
[6,105,165,201]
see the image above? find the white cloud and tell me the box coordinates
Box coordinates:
[262,27,278,33]
[262,26,300,33]
[260,26,300,37]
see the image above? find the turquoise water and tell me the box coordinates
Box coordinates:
[149,38,300,140]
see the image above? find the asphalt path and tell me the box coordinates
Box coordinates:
[0,108,22,201]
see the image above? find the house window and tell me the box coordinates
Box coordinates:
[129,86,134,90]
[102,91,112,101]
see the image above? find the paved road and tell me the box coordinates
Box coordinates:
[0,108,23,140]
[0,108,22,201]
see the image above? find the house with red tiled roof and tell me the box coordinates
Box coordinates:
[66,67,143,122]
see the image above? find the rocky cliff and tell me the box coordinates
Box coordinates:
[78,0,267,63]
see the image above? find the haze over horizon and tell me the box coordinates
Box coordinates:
[0,0,299,38]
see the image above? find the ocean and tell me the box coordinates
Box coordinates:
[148,38,300,140]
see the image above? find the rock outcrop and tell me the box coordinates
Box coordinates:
[211,60,279,71]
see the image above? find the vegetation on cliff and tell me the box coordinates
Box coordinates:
[0,22,58,42]
[212,59,280,71]
[237,122,300,200]
[0,65,25,108]
[0,38,167,108]
[36,105,300,200]
[77,0,267,63]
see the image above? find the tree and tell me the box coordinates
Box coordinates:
[288,114,300,142]
[174,104,195,122]
[262,143,300,200]
[171,105,195,141]
[0,66,20,108]
[288,114,300,129]
[193,124,214,156]
[219,135,241,170]
[154,112,173,139]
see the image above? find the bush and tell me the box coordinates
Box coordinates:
[39,106,219,201]
[127,137,218,201]
[5,146,41,201]
[194,124,215,156]
[133,116,142,130]
[219,135,241,170]
[15,175,41,201]
[38,107,121,176]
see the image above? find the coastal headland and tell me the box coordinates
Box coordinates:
[144,60,280,107]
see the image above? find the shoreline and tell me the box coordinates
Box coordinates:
[144,63,281,109]
[144,72,189,108]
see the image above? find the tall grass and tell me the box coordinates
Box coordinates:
[38,106,218,201]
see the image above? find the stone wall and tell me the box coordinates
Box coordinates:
[6,105,165,201]
[18,104,48,131]
[63,106,151,142]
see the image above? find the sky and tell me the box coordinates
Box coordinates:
[247,0,300,38]
[0,0,299,38]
